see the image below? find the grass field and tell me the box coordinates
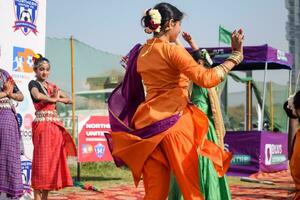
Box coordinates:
[70,162,132,189]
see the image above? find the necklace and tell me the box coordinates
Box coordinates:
[36,80,49,96]
[141,38,158,57]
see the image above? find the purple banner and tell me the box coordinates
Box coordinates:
[224,131,288,176]
[224,131,261,176]
[187,44,293,71]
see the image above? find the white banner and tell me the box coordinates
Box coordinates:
[0,0,46,198]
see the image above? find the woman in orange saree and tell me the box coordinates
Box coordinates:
[107,3,244,199]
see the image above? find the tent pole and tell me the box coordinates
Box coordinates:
[288,70,298,156]
[70,36,80,182]
[260,62,268,131]
[269,81,273,131]
[70,36,76,141]
[289,70,292,95]
[287,70,292,132]
[246,71,252,131]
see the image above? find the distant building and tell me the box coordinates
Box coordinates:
[86,75,123,90]
[76,75,123,110]
[285,0,300,87]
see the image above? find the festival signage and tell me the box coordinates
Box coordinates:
[13,0,39,35]
[0,0,47,197]
[78,116,113,162]
[224,131,288,176]
[261,137,288,170]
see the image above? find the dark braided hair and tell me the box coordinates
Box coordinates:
[283,90,300,119]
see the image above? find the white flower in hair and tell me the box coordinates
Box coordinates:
[143,8,162,33]
[149,9,162,24]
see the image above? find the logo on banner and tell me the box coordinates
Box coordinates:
[225,143,251,165]
[21,157,32,191]
[13,46,35,73]
[13,0,39,35]
[94,143,105,158]
[213,49,230,59]
[231,155,251,165]
[277,50,288,62]
[82,144,93,154]
[16,113,23,128]
[265,144,286,165]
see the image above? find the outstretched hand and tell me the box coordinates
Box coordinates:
[182,32,192,43]
[182,31,199,50]
[231,29,244,53]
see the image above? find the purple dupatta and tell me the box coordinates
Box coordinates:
[105,44,180,167]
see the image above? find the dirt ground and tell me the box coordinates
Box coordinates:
[45,170,296,200]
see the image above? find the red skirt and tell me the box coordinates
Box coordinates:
[31,121,76,190]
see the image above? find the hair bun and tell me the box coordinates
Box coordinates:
[142,8,162,34]
[33,53,43,65]
[33,53,49,67]
[283,101,297,119]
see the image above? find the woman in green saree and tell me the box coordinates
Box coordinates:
[169,32,231,200]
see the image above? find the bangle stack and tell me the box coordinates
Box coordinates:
[226,51,244,65]
[214,51,243,81]
[215,64,231,81]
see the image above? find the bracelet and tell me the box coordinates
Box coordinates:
[215,64,230,81]
[215,63,232,81]
[221,63,231,73]
[226,51,244,65]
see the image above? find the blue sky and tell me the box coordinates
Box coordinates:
[46,0,290,93]
[46,0,288,55]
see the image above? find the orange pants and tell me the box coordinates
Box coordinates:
[111,106,231,200]
[291,130,300,199]
[143,108,203,200]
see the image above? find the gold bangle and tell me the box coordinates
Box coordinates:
[215,64,227,81]
[220,63,231,73]
[226,51,244,65]
[215,63,233,81]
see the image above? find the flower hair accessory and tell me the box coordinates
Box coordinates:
[287,94,297,116]
[144,8,162,34]
[33,53,40,59]
[32,53,42,63]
